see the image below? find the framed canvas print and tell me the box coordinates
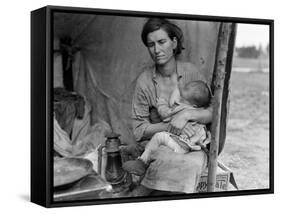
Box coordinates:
[31,5,274,208]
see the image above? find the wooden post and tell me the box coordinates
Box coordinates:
[218,23,237,154]
[207,23,237,192]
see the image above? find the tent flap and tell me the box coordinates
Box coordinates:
[53,13,220,145]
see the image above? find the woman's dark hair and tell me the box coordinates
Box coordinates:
[141,18,185,56]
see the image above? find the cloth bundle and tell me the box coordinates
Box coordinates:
[54,87,85,137]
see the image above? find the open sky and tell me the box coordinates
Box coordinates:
[235,24,269,48]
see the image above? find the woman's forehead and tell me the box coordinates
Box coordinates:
[147,28,170,42]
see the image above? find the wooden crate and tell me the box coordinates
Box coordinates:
[196,162,231,192]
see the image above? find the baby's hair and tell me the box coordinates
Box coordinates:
[181,80,211,108]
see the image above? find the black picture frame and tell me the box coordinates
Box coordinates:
[31,5,274,208]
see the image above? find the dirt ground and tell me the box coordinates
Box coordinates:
[219,71,270,190]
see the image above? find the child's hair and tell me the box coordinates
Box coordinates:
[181,80,211,108]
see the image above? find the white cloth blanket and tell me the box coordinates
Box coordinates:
[54,100,111,161]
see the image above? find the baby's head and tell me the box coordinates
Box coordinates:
[180,80,211,108]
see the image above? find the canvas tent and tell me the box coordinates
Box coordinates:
[53,12,236,191]
[53,13,220,143]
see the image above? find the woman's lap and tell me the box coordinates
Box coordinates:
[141,146,207,193]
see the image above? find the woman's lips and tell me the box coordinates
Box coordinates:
[156,56,165,60]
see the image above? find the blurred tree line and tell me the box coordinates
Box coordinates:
[235,43,269,58]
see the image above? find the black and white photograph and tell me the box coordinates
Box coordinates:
[31,5,273,207]
[51,8,272,202]
[2,0,281,212]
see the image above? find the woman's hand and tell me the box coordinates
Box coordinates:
[149,107,162,124]
[168,110,194,136]
[180,122,195,137]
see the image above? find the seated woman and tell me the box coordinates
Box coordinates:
[129,18,213,196]
[123,80,211,176]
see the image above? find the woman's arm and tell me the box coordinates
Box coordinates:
[143,122,169,140]
[132,77,170,142]
[169,105,213,136]
[185,105,213,124]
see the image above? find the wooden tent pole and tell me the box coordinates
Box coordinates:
[207,23,236,192]
[218,23,237,155]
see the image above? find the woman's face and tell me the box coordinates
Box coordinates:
[146,28,177,66]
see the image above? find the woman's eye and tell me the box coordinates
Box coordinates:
[158,40,166,44]
[147,42,154,47]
